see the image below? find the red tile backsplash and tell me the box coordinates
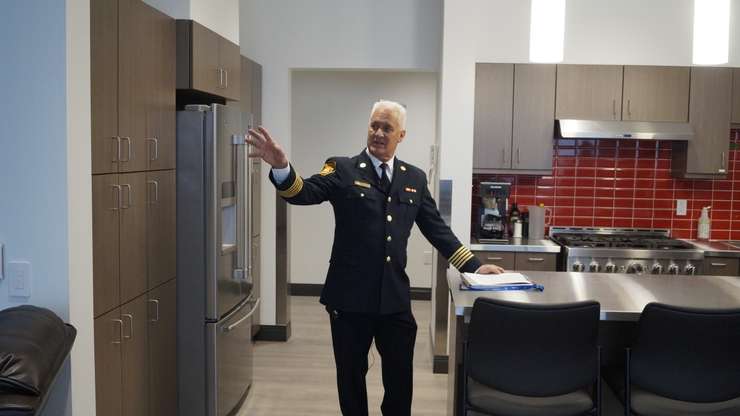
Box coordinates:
[472,129,740,240]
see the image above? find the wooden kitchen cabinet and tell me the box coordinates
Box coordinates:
[472,251,516,270]
[91,0,176,173]
[622,66,690,122]
[93,174,121,316]
[148,279,177,416]
[512,64,555,172]
[704,257,739,276]
[177,20,241,101]
[556,65,624,120]
[120,172,148,303]
[95,308,123,416]
[121,294,149,416]
[672,67,733,178]
[733,68,740,124]
[473,63,514,171]
[515,253,557,271]
[146,170,176,290]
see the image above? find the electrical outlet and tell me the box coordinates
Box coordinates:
[8,261,31,298]
[676,199,687,216]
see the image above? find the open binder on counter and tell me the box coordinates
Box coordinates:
[460,272,544,292]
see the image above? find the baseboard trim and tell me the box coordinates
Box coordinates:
[254,322,291,342]
[290,283,431,301]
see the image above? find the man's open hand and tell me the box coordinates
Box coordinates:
[245,126,289,169]
[475,264,505,274]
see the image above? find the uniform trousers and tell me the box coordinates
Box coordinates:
[326,306,418,416]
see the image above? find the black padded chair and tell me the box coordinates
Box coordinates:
[463,298,601,416]
[623,302,740,416]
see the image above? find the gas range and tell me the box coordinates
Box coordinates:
[550,227,703,275]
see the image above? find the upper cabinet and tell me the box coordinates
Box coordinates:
[177,20,240,101]
[473,63,555,173]
[733,68,740,124]
[622,66,690,122]
[556,65,623,120]
[673,67,733,178]
[91,0,176,174]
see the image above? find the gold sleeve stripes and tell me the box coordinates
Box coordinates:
[278,175,304,198]
[449,246,475,269]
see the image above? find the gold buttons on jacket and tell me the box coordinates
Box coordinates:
[387,215,393,222]
[360,193,365,197]
[387,196,391,202]
[386,235,392,242]
[386,256,391,262]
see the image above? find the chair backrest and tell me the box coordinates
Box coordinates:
[631,302,740,403]
[467,298,600,397]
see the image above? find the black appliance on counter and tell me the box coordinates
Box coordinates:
[477,182,511,242]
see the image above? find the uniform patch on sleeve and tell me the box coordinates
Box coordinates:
[319,160,336,176]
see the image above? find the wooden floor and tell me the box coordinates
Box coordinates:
[238,296,448,416]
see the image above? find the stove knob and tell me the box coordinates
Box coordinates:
[651,263,664,275]
[667,263,680,275]
[604,263,617,273]
[627,263,644,274]
[572,262,585,272]
[588,261,601,272]
[684,264,697,276]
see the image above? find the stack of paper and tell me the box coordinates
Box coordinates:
[461,272,536,290]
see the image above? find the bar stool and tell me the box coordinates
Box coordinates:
[463,298,601,416]
[623,302,740,416]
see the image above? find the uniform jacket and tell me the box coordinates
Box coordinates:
[269,150,481,314]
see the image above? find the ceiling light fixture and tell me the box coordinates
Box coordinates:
[529,0,566,63]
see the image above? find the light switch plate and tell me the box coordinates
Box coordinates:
[676,199,688,216]
[8,261,31,298]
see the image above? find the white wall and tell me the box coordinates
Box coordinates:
[240,0,443,323]
[291,70,437,288]
[439,0,740,242]
[143,0,239,44]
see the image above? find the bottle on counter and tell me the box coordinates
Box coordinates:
[509,202,520,237]
[698,206,711,240]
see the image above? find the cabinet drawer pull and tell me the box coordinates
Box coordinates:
[147,180,159,204]
[120,137,131,162]
[121,184,133,209]
[527,257,545,262]
[711,262,728,267]
[148,299,160,323]
[112,136,121,162]
[487,256,504,261]
[110,185,122,210]
[122,314,133,340]
[111,319,124,345]
[146,137,159,161]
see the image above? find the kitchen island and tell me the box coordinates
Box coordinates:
[445,268,740,416]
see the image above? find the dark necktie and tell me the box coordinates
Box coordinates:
[379,162,391,194]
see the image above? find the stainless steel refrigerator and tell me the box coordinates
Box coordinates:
[176,103,259,416]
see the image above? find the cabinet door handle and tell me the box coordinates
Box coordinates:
[121,184,132,209]
[148,299,160,322]
[487,256,504,261]
[711,262,728,267]
[111,319,124,345]
[516,148,520,164]
[217,68,223,88]
[120,137,131,162]
[147,180,159,205]
[145,137,158,161]
[527,257,545,262]
[719,152,726,173]
[224,69,228,88]
[627,99,631,118]
[112,136,121,162]
[122,314,133,340]
[612,99,616,118]
[109,184,122,210]
[501,148,506,164]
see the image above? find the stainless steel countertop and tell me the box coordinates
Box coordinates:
[447,268,740,321]
[470,238,562,253]
[684,240,740,258]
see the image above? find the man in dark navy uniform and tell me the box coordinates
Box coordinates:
[247,100,503,416]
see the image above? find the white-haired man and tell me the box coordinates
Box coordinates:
[247,100,503,415]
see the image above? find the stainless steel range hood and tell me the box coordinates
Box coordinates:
[556,119,694,141]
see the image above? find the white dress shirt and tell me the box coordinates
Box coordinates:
[271,148,395,184]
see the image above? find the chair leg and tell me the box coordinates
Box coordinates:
[624,348,631,416]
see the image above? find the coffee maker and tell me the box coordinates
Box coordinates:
[478,182,511,242]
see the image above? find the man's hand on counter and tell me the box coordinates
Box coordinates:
[475,264,505,274]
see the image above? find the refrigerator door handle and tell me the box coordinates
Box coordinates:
[233,134,247,281]
[223,298,260,332]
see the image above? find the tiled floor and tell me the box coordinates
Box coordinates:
[238,296,448,416]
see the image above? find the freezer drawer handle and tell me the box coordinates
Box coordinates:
[223,298,261,333]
